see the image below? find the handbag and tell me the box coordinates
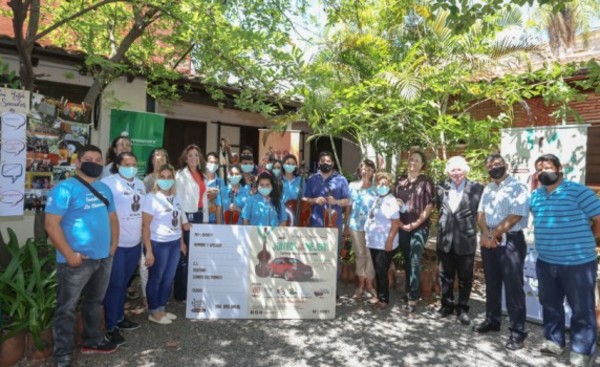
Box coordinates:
[73,175,109,207]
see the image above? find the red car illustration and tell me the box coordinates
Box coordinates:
[268,257,313,281]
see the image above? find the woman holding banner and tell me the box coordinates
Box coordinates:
[173,144,208,302]
[142,164,187,325]
[242,171,287,226]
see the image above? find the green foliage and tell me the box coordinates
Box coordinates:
[294,0,591,178]
[0,229,57,351]
[0,56,20,89]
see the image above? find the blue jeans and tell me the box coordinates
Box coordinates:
[53,257,112,361]
[103,244,141,329]
[536,259,597,356]
[146,239,180,313]
[399,227,429,301]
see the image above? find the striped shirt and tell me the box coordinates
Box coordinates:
[530,180,600,265]
[477,175,529,231]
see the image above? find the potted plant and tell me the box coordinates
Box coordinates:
[0,228,28,367]
[0,229,57,364]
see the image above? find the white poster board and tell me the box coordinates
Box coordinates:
[186,225,337,320]
[500,125,587,325]
[0,88,30,216]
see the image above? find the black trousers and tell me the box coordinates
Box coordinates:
[480,231,527,338]
[370,248,394,304]
[438,244,475,313]
[173,211,203,301]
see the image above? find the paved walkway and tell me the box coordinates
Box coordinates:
[19,281,591,367]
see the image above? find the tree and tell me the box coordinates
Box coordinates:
[5,0,307,110]
[294,0,587,179]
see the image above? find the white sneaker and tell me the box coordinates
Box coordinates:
[540,340,565,356]
[569,351,593,367]
[165,312,177,320]
[148,314,172,325]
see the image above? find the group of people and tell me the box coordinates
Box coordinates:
[44,133,600,367]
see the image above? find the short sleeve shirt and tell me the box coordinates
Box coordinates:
[478,175,530,231]
[221,184,250,224]
[205,175,223,224]
[102,174,146,247]
[142,192,184,242]
[241,194,288,226]
[282,175,302,204]
[304,171,350,227]
[394,174,435,230]
[348,181,376,231]
[45,177,116,263]
[365,194,400,250]
[530,180,600,265]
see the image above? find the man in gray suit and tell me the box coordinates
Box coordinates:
[435,156,483,325]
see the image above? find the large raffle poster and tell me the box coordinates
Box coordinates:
[186,225,337,320]
[0,87,30,216]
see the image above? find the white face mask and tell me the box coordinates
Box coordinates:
[206,162,218,173]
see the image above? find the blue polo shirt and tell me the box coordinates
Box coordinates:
[530,180,600,265]
[241,194,287,226]
[282,175,302,204]
[45,177,116,263]
[304,171,350,227]
[205,175,223,223]
[221,184,250,224]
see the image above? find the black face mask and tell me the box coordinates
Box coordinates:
[538,171,561,186]
[79,162,103,178]
[488,166,506,180]
[319,163,333,173]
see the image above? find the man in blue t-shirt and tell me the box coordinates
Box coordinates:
[530,153,600,367]
[45,145,119,367]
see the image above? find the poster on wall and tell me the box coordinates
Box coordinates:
[110,109,165,177]
[500,124,587,325]
[186,225,337,320]
[257,129,301,167]
[0,87,30,216]
[24,94,91,212]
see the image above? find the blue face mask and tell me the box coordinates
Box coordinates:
[377,185,390,196]
[157,179,175,191]
[266,163,273,170]
[272,168,282,177]
[283,164,296,173]
[229,175,242,185]
[119,166,138,180]
[241,164,254,173]
[258,187,272,197]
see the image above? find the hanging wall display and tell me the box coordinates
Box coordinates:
[0,87,30,217]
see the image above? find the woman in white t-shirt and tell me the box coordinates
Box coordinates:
[364,171,402,310]
[142,164,188,325]
[101,152,146,344]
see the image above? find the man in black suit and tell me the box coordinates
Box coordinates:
[435,156,483,325]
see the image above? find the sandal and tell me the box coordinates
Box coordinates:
[368,297,380,305]
[352,288,364,300]
[405,300,417,313]
[373,302,388,310]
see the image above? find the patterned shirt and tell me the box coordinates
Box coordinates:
[394,174,435,230]
[477,175,529,231]
[348,181,376,231]
[530,180,600,265]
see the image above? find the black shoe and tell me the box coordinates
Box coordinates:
[105,328,126,346]
[472,321,500,333]
[457,312,470,325]
[55,357,72,367]
[81,340,119,354]
[117,318,140,331]
[436,306,454,318]
[506,336,524,351]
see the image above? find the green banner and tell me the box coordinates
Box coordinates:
[110,109,165,177]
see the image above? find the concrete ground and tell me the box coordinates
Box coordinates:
[17,280,595,367]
